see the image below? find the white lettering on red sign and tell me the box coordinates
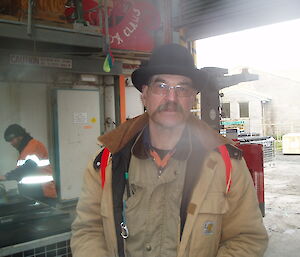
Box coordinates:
[111,32,124,45]
[110,8,141,45]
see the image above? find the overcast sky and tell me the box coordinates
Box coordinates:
[196,18,300,81]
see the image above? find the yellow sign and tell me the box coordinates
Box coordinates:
[90,117,97,123]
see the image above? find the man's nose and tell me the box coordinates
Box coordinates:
[165,87,178,100]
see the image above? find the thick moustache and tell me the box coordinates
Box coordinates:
[157,102,183,112]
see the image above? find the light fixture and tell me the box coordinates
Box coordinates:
[80,74,98,82]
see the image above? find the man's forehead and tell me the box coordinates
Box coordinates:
[150,74,193,84]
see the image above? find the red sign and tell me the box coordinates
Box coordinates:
[82,0,161,52]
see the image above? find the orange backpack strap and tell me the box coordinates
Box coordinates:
[100,147,111,188]
[93,148,111,188]
[218,145,232,194]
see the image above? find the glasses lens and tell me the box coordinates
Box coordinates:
[150,82,194,97]
[174,85,193,97]
[150,83,168,95]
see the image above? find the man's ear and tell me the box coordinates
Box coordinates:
[190,93,198,108]
[141,85,148,94]
[141,85,148,104]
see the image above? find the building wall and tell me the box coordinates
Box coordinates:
[0,82,49,191]
[125,86,144,119]
[221,89,264,135]
[0,82,49,169]
[0,72,141,196]
[231,69,300,136]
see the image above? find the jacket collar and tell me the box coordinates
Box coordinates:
[98,113,232,154]
[18,134,33,153]
[131,125,192,160]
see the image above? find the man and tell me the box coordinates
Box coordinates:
[71,44,268,257]
[1,124,57,201]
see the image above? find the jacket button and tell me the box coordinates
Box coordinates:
[145,244,152,251]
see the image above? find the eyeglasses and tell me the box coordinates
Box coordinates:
[149,82,195,97]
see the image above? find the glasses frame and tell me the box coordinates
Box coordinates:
[149,82,196,97]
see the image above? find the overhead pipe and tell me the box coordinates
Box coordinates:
[27,0,34,36]
[104,0,110,52]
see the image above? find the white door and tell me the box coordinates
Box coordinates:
[54,89,102,200]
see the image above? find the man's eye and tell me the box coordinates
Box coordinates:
[158,83,167,89]
[176,86,187,92]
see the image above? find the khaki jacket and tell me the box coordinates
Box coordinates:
[71,113,268,257]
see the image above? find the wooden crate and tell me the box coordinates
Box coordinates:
[19,0,67,24]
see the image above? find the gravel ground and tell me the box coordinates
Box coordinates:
[263,153,300,257]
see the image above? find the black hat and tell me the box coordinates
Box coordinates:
[131,43,208,92]
[4,124,26,142]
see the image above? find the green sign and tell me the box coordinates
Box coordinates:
[221,120,245,125]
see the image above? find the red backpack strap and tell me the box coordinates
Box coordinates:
[100,147,111,188]
[218,145,232,194]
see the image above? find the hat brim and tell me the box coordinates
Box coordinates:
[131,65,208,92]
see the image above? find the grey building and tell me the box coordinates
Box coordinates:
[220,69,300,137]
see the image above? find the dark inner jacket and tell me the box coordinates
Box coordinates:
[17,133,32,153]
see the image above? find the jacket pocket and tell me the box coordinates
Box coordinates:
[188,193,228,257]
[125,184,144,213]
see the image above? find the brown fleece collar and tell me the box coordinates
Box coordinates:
[98,113,232,154]
[98,113,149,154]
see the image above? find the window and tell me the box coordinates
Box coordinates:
[239,102,249,118]
[221,103,230,118]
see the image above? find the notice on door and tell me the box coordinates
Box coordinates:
[73,112,88,124]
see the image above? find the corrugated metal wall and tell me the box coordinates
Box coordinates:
[174,0,300,40]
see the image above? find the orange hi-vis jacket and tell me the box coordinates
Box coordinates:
[17,138,57,198]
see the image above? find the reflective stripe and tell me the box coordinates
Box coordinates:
[19,175,54,184]
[16,154,50,167]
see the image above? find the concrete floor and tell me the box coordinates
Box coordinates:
[263,153,300,257]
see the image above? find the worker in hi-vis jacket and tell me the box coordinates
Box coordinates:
[0,124,57,202]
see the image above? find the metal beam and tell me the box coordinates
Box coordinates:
[0,52,122,80]
[0,20,103,49]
